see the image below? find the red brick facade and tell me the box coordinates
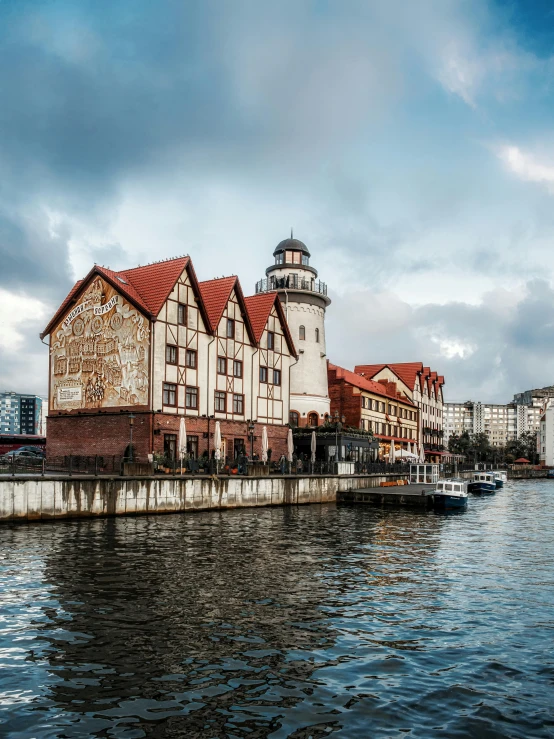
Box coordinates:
[47,411,288,461]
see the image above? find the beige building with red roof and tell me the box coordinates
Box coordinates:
[354,363,445,462]
[41,256,297,462]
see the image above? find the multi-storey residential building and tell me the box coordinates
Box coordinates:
[354,363,445,461]
[444,401,531,447]
[328,363,418,460]
[41,256,297,461]
[0,392,44,435]
[255,235,331,428]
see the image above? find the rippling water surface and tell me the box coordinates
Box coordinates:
[1,481,554,738]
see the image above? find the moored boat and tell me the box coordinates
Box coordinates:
[492,472,504,489]
[432,479,469,510]
[468,472,496,494]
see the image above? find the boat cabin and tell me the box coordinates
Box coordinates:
[436,480,467,495]
[474,472,495,482]
[410,464,439,485]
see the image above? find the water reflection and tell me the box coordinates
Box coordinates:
[1,485,554,737]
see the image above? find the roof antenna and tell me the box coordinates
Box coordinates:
[291,227,293,239]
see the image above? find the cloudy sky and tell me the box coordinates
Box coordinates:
[1,0,554,403]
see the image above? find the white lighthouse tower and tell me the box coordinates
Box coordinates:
[256,234,331,427]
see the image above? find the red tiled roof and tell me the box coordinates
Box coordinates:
[244,292,297,357]
[198,276,239,332]
[328,363,415,405]
[41,257,196,338]
[119,257,190,317]
[355,362,424,392]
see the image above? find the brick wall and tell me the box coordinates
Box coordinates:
[152,414,288,460]
[47,412,153,458]
[47,412,289,461]
[328,378,361,428]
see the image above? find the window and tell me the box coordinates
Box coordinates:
[233,394,244,414]
[267,331,275,350]
[315,328,320,343]
[289,411,299,427]
[275,253,284,265]
[166,345,177,365]
[233,360,243,378]
[178,303,187,326]
[187,435,199,458]
[226,319,235,339]
[163,383,177,406]
[164,434,177,460]
[308,412,319,428]
[299,325,305,341]
[260,366,268,383]
[217,356,227,375]
[273,369,281,386]
[215,391,226,412]
[185,349,197,369]
[185,386,198,409]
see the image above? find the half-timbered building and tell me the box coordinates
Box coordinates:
[41,256,296,461]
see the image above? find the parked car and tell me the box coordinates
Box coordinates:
[0,449,43,461]
[16,446,46,457]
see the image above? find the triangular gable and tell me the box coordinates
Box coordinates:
[328,363,415,404]
[355,364,412,397]
[198,276,256,344]
[244,292,297,357]
[41,256,212,339]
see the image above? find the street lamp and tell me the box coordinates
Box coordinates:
[128,413,135,462]
[247,419,256,458]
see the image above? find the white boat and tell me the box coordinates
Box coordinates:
[432,479,469,510]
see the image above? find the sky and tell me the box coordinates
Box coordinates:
[1,0,554,403]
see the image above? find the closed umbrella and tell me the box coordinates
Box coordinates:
[406,441,412,456]
[261,426,269,463]
[287,428,294,463]
[389,439,396,464]
[311,430,317,464]
[178,417,187,469]
[214,421,222,461]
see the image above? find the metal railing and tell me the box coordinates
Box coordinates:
[0,455,414,478]
[256,277,328,296]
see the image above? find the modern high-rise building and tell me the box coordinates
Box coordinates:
[255,235,331,427]
[0,392,44,435]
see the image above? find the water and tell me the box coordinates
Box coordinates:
[1,481,554,738]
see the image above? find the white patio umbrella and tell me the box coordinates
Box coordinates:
[389,439,396,464]
[406,441,412,456]
[418,412,425,462]
[287,427,294,463]
[310,430,317,464]
[214,421,222,461]
[261,426,269,463]
[178,417,187,468]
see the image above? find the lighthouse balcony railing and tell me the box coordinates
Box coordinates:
[256,277,328,296]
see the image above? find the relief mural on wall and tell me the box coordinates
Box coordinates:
[50,277,150,411]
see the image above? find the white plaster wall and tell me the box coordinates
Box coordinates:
[286,302,329,420]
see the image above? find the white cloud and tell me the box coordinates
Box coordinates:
[0,289,47,352]
[498,145,554,194]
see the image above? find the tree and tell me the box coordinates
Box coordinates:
[448,431,472,456]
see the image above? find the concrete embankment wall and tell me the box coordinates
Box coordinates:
[0,474,406,522]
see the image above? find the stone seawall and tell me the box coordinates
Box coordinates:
[0,474,406,522]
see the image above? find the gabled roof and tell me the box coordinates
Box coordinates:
[328,363,415,405]
[354,363,421,393]
[198,276,257,344]
[41,257,210,339]
[118,257,191,317]
[198,276,237,331]
[244,292,297,357]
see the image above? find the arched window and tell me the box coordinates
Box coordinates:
[315,328,320,343]
[299,325,305,341]
[308,412,319,427]
[289,411,299,428]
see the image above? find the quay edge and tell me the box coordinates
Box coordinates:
[0,473,407,523]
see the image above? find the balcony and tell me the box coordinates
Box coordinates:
[256,276,328,297]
